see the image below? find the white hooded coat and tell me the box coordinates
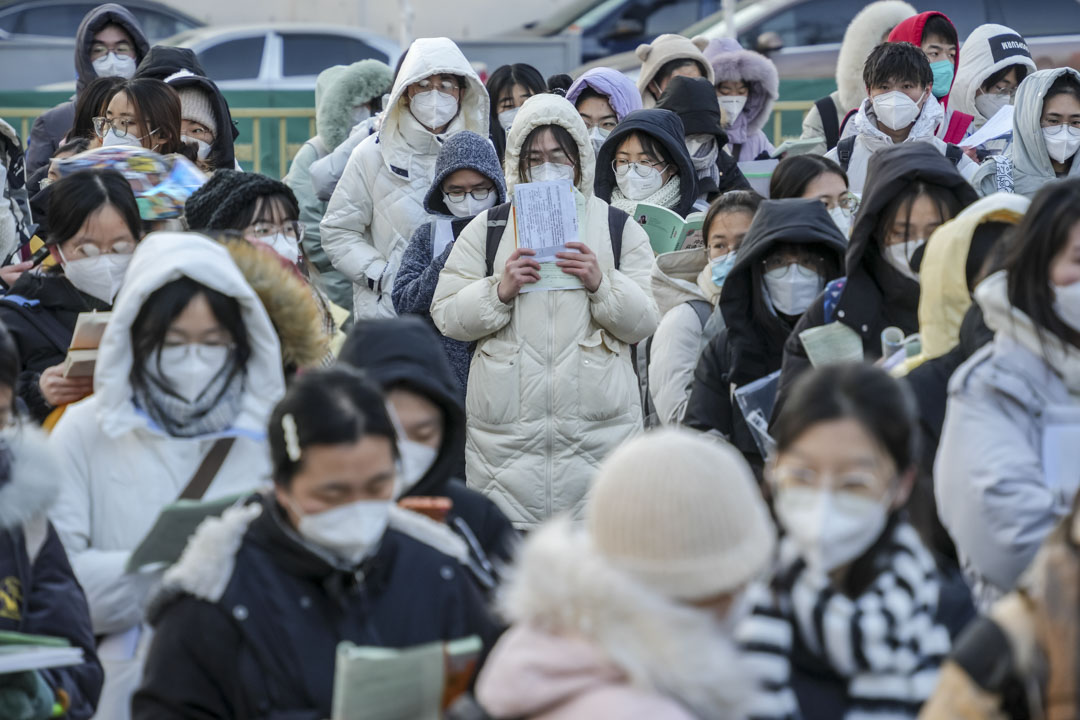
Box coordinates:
[320,38,489,320]
[950,24,1037,135]
[48,233,286,720]
[431,94,660,530]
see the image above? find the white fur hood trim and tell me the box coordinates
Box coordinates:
[161,501,263,603]
[836,1,917,112]
[496,518,749,720]
[0,426,63,531]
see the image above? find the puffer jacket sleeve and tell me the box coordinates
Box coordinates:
[391,222,439,315]
[587,219,659,344]
[431,212,513,342]
[648,304,702,425]
[684,329,734,436]
[310,124,370,202]
[320,142,386,287]
[798,103,828,157]
[284,141,332,277]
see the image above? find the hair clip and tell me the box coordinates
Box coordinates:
[281,413,302,462]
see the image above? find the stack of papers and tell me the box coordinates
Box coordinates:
[0,631,83,674]
[513,180,583,293]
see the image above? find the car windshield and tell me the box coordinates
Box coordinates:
[680,0,778,38]
[528,0,612,34]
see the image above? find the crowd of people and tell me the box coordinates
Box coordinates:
[0,0,1078,718]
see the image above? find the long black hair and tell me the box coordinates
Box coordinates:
[769,154,848,200]
[103,78,197,161]
[47,169,141,247]
[70,75,125,142]
[517,124,581,186]
[487,64,546,161]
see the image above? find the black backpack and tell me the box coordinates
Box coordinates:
[835,135,964,173]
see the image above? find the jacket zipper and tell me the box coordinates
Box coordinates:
[546,289,554,520]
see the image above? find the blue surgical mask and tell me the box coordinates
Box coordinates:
[711,252,737,287]
[929,59,954,98]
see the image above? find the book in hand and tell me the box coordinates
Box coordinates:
[633,203,705,255]
[331,635,482,720]
[0,631,84,674]
[125,493,248,573]
[769,137,826,159]
[61,311,111,379]
[799,322,864,368]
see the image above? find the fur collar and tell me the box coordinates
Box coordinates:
[497,519,748,720]
[836,1,917,112]
[318,60,393,152]
[0,426,62,531]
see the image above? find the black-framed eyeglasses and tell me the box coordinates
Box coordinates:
[445,187,494,203]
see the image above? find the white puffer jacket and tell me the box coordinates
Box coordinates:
[431,94,660,529]
[320,38,488,320]
[48,233,286,720]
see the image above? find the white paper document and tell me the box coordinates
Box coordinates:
[0,645,84,674]
[513,180,578,262]
[961,105,1014,148]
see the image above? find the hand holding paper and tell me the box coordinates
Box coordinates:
[556,242,601,292]
[497,248,541,303]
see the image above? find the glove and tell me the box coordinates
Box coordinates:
[0,671,55,720]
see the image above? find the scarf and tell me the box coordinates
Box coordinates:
[609,175,683,215]
[133,363,246,438]
[692,141,722,188]
[738,522,951,720]
[696,263,722,305]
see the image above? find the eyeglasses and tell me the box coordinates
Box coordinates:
[837,192,859,213]
[243,220,304,242]
[92,116,155,140]
[90,42,133,59]
[159,342,236,361]
[415,76,462,93]
[65,240,137,259]
[613,160,668,176]
[526,151,574,168]
[770,465,887,498]
[762,253,826,274]
[444,187,494,203]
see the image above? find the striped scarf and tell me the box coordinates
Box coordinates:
[738,521,952,720]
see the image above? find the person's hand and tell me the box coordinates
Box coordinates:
[39,365,93,408]
[496,248,541,304]
[962,146,979,163]
[0,670,55,720]
[556,242,602,293]
[0,261,33,290]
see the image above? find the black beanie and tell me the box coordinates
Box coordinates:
[656,75,728,142]
[184,170,298,231]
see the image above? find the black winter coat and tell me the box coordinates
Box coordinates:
[134,494,498,720]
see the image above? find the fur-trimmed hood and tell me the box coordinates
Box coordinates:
[479,519,749,720]
[317,60,393,152]
[504,94,594,196]
[0,426,63,531]
[836,1,917,113]
[703,38,779,142]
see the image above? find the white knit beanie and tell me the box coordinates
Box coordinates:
[586,428,776,601]
[178,87,217,137]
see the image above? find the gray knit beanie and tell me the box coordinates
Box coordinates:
[178,87,217,137]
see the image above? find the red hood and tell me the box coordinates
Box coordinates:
[888,11,959,108]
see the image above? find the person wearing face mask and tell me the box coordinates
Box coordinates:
[27,5,149,179]
[826,42,978,194]
[594,109,699,217]
[322,38,489,322]
[936,179,1080,608]
[685,199,845,477]
[704,38,778,162]
[477,427,775,720]
[393,131,507,394]
[775,144,975,419]
[94,78,197,162]
[163,70,238,172]
[486,64,546,162]
[741,363,975,720]
[566,68,643,155]
[432,93,659,530]
[655,75,751,203]
[46,232,287,720]
[769,154,857,238]
[338,317,517,587]
[973,68,1080,198]
[0,170,141,425]
[132,366,497,719]
[646,191,761,427]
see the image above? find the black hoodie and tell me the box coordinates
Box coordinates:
[685,198,846,473]
[338,318,517,574]
[165,72,239,171]
[774,144,979,420]
[594,108,699,218]
[134,46,207,80]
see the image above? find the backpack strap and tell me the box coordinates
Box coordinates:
[822,277,847,325]
[945,143,964,167]
[815,96,840,150]
[943,111,975,145]
[730,143,742,161]
[687,299,712,329]
[607,205,628,271]
[178,438,236,501]
[836,136,857,173]
[0,295,71,354]
[838,108,858,138]
[483,202,513,277]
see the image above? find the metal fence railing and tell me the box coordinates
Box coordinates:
[769,100,815,147]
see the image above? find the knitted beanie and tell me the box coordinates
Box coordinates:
[178,87,217,137]
[184,170,297,231]
[586,428,776,601]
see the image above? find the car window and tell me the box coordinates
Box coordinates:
[996,0,1080,38]
[197,36,265,82]
[737,0,863,48]
[281,34,389,76]
[643,0,714,35]
[0,3,95,37]
[128,9,200,42]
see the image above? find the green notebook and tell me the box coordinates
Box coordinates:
[633,203,705,255]
[126,493,249,573]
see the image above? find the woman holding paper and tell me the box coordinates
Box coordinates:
[431,93,660,531]
[48,232,287,720]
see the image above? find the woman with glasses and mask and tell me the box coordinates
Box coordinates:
[48,232,287,720]
[769,154,858,238]
[432,93,659,531]
[0,169,141,424]
[93,78,196,161]
[685,198,845,477]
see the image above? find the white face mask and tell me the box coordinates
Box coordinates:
[615,164,666,201]
[1043,124,1080,164]
[291,497,392,565]
[974,92,1011,120]
[396,438,439,497]
[352,105,371,126]
[718,95,748,124]
[1053,281,1080,333]
[498,107,519,133]
[410,90,460,131]
[775,486,891,575]
[101,128,142,148]
[182,135,212,161]
[527,162,575,184]
[61,251,131,304]
[883,239,925,283]
[152,344,232,403]
[443,191,496,219]
[260,233,301,264]
[828,206,852,238]
[92,52,136,79]
[763,263,823,316]
[589,125,610,155]
[871,90,925,132]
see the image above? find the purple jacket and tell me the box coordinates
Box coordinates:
[565,68,643,121]
[705,38,779,161]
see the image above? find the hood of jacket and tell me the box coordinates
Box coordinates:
[651,248,707,314]
[836,1,917,112]
[703,38,779,142]
[888,11,960,107]
[74,4,149,94]
[655,75,728,144]
[378,38,488,172]
[134,45,206,81]
[0,426,63,531]
[950,25,1037,126]
[594,109,698,217]
[338,317,466,498]
[93,232,286,439]
[504,93,595,196]
[422,130,508,216]
[165,70,239,170]
[318,60,393,152]
[636,34,714,107]
[479,519,748,720]
[565,67,643,121]
[918,193,1029,359]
